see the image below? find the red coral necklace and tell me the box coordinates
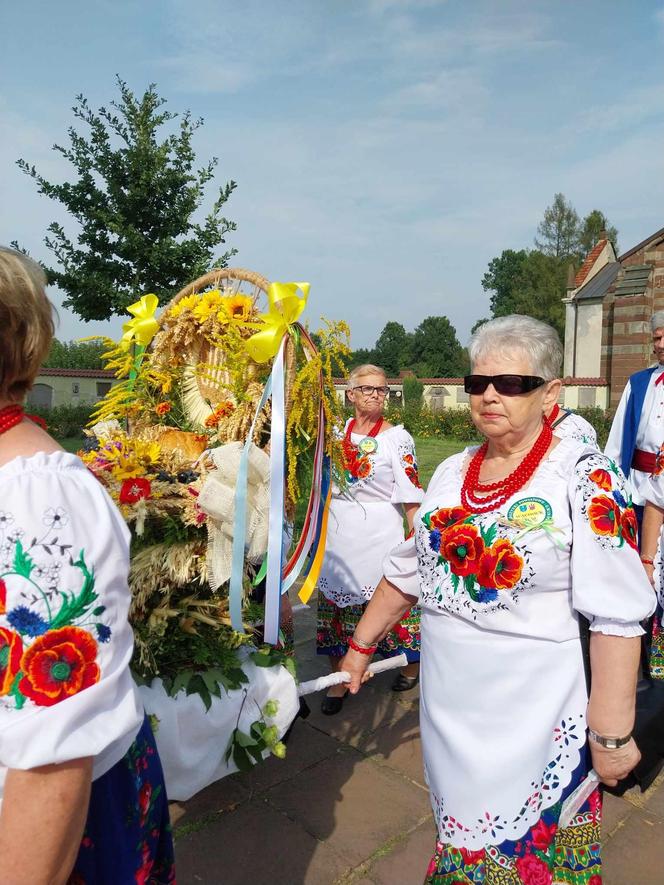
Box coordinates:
[0,403,25,435]
[345,416,383,444]
[343,416,383,465]
[461,419,553,513]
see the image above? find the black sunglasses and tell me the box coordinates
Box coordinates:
[464,374,547,396]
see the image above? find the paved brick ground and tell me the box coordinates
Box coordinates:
[171,602,664,885]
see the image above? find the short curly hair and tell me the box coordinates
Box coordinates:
[468,315,562,381]
[0,247,55,401]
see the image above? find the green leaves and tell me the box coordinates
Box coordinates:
[12,542,33,579]
[165,665,249,711]
[16,77,237,321]
[223,703,286,772]
[479,523,497,548]
[50,552,98,629]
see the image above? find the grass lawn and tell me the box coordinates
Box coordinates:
[414,436,473,488]
[59,437,85,453]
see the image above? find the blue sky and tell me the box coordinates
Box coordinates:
[1,0,663,348]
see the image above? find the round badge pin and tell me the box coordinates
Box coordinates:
[358,437,378,455]
[507,497,552,528]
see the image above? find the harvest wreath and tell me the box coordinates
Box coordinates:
[81,269,348,796]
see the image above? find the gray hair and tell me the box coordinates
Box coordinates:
[347,363,387,387]
[468,315,563,380]
[651,311,664,332]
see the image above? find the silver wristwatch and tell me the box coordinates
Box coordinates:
[588,727,632,749]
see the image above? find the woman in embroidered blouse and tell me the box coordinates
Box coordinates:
[0,248,174,883]
[315,364,425,714]
[340,316,655,884]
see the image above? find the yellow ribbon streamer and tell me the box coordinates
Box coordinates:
[121,294,160,350]
[245,282,309,363]
[298,480,332,604]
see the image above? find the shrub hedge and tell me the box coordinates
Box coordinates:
[345,404,613,448]
[28,402,96,439]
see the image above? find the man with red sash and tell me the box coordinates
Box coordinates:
[605,311,664,514]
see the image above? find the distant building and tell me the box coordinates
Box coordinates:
[28,367,118,410]
[563,226,664,409]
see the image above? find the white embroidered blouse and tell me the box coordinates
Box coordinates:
[0,452,143,807]
[382,438,655,848]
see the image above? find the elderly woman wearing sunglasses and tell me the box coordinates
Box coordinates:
[315,364,424,714]
[339,316,654,883]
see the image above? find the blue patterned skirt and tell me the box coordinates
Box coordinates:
[68,715,175,884]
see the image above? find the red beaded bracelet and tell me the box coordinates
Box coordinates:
[641,557,654,566]
[348,638,377,655]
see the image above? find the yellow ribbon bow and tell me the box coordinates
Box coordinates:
[121,294,160,350]
[245,282,309,363]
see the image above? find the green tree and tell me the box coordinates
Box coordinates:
[481,250,529,316]
[17,78,237,321]
[346,347,376,371]
[42,339,110,370]
[578,209,618,256]
[534,193,580,259]
[402,374,424,408]
[470,317,489,335]
[482,249,567,339]
[373,321,411,375]
[410,316,467,377]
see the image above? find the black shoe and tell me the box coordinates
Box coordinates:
[391,672,419,692]
[321,692,347,715]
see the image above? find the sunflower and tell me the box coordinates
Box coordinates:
[223,294,254,324]
[192,290,226,325]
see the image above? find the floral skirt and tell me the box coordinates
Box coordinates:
[423,757,602,885]
[68,715,175,885]
[316,594,420,662]
[649,610,664,680]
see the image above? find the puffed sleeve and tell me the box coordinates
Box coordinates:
[643,469,664,511]
[382,534,420,599]
[389,429,426,504]
[569,450,656,636]
[0,454,143,774]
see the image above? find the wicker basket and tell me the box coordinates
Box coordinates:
[160,268,271,425]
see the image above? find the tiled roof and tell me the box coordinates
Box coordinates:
[573,239,607,288]
[575,262,620,301]
[37,367,115,378]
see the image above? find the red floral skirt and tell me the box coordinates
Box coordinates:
[316,594,420,662]
[423,758,602,885]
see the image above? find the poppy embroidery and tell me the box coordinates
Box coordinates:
[400,448,423,489]
[19,626,100,706]
[578,455,639,550]
[0,507,110,710]
[422,508,527,609]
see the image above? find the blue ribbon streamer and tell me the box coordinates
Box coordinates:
[263,341,287,645]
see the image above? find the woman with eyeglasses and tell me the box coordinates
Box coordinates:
[339,316,654,884]
[315,364,424,714]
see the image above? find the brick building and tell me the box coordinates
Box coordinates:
[563,226,664,409]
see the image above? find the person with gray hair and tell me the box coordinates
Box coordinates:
[315,363,424,713]
[338,315,654,883]
[605,310,664,508]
